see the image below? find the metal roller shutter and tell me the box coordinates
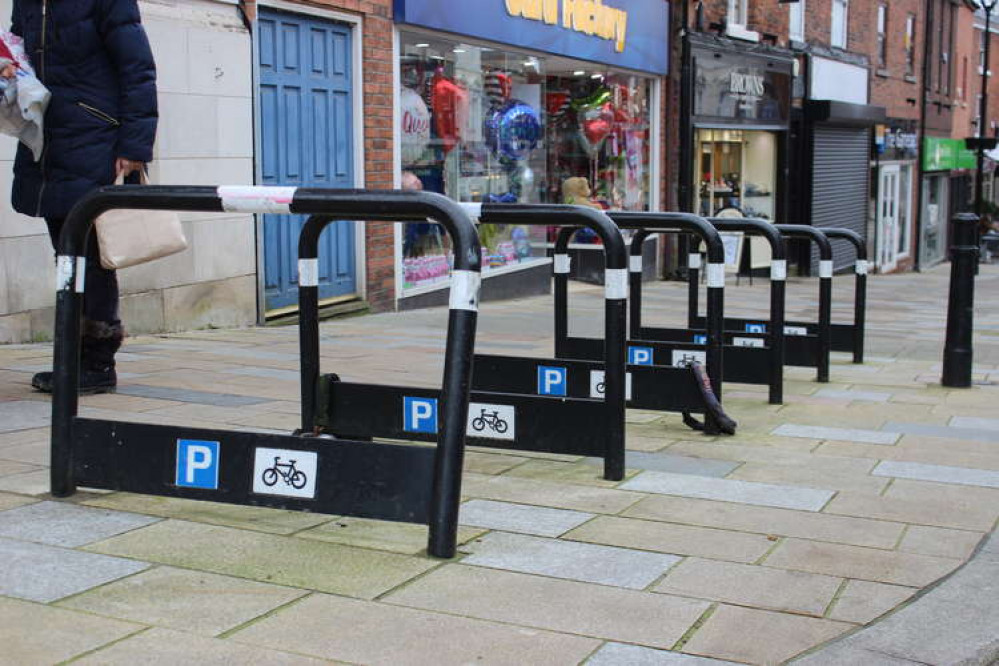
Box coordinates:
[810,125,870,271]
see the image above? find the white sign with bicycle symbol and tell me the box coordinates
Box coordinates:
[252,447,318,499]
[466,402,515,441]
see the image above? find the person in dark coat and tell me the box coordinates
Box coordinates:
[6,0,158,393]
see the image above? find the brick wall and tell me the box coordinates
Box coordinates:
[868,0,923,122]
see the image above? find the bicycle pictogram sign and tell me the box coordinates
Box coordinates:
[261,456,308,490]
[470,408,509,434]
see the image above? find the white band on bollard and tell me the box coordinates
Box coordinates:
[218,186,296,214]
[855,259,868,275]
[630,255,643,273]
[75,257,86,293]
[688,253,702,269]
[449,270,481,311]
[55,255,74,292]
[819,260,833,279]
[770,259,787,281]
[707,263,725,288]
[605,268,628,299]
[298,259,319,287]
[459,202,482,220]
[554,254,571,274]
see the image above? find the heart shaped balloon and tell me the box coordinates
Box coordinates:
[577,101,614,158]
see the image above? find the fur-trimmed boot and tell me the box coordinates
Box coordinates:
[32,320,123,394]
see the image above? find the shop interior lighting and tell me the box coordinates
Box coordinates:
[591,73,604,79]
[573,70,586,76]
[454,48,467,53]
[414,43,430,48]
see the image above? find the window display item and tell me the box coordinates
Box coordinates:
[431,69,469,156]
[484,100,541,162]
[400,87,431,164]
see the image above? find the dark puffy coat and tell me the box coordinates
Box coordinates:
[10,0,157,219]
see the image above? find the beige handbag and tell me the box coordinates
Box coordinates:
[95,171,188,270]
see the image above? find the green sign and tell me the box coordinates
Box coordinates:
[923,136,977,171]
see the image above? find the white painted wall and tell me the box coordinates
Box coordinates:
[0,0,256,342]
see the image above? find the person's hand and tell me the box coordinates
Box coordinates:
[115,158,144,178]
[0,64,16,78]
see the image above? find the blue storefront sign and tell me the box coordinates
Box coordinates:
[394,0,670,75]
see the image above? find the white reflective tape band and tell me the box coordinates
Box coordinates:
[855,259,868,275]
[459,202,482,220]
[706,263,725,288]
[75,257,86,293]
[449,270,481,312]
[298,259,319,287]
[688,253,702,269]
[629,255,643,273]
[217,186,296,213]
[605,268,628,300]
[819,260,833,279]
[55,255,74,292]
[770,259,787,281]
[554,254,571,274]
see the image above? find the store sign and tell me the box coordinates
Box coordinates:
[923,136,977,171]
[505,0,628,53]
[875,119,917,161]
[394,0,668,75]
[692,48,792,125]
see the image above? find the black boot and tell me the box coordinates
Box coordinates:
[32,320,123,395]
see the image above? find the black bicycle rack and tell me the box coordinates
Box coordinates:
[304,203,628,482]
[624,217,787,405]
[691,224,833,383]
[551,212,736,435]
[50,186,480,559]
[817,227,868,364]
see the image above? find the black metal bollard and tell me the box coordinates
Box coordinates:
[942,213,980,388]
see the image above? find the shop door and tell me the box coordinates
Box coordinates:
[877,165,900,271]
[258,9,356,311]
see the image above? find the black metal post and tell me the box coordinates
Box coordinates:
[298,216,328,432]
[818,228,868,364]
[775,225,833,383]
[977,6,993,219]
[942,213,980,387]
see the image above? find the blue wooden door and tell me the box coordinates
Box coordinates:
[258,9,356,310]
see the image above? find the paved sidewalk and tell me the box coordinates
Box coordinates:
[0,262,997,664]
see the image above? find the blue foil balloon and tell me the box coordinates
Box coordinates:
[485,100,541,162]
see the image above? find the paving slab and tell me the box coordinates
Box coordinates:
[655,557,842,616]
[460,531,680,589]
[0,491,36,512]
[813,388,892,402]
[0,500,159,547]
[824,490,999,532]
[0,596,143,664]
[458,499,594,537]
[116,384,273,407]
[0,536,149,602]
[57,566,308,637]
[897,524,986,560]
[881,421,999,443]
[461,474,644,514]
[872,460,999,489]
[83,493,332,535]
[949,415,999,431]
[683,604,852,664]
[85,519,437,600]
[795,544,999,665]
[587,451,740,477]
[295,516,485,554]
[74,627,328,665]
[0,400,51,432]
[624,495,906,549]
[564,515,774,564]
[385,564,711,649]
[764,539,961,588]
[587,643,741,665]
[229,592,599,665]
[221,366,301,381]
[772,424,900,445]
[825,580,917,625]
[620,471,834,511]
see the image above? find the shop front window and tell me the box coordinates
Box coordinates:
[694,129,777,220]
[399,31,653,291]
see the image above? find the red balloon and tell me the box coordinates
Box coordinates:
[578,102,614,158]
[432,71,469,156]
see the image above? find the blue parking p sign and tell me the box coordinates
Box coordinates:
[175,439,220,490]
[404,397,438,433]
[629,346,654,365]
[537,366,567,396]
[745,323,766,334]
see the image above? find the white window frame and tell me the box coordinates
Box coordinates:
[831,0,848,49]
[789,0,805,42]
[726,0,760,42]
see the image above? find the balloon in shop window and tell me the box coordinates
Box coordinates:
[484,100,541,162]
[577,100,615,159]
[400,87,430,164]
